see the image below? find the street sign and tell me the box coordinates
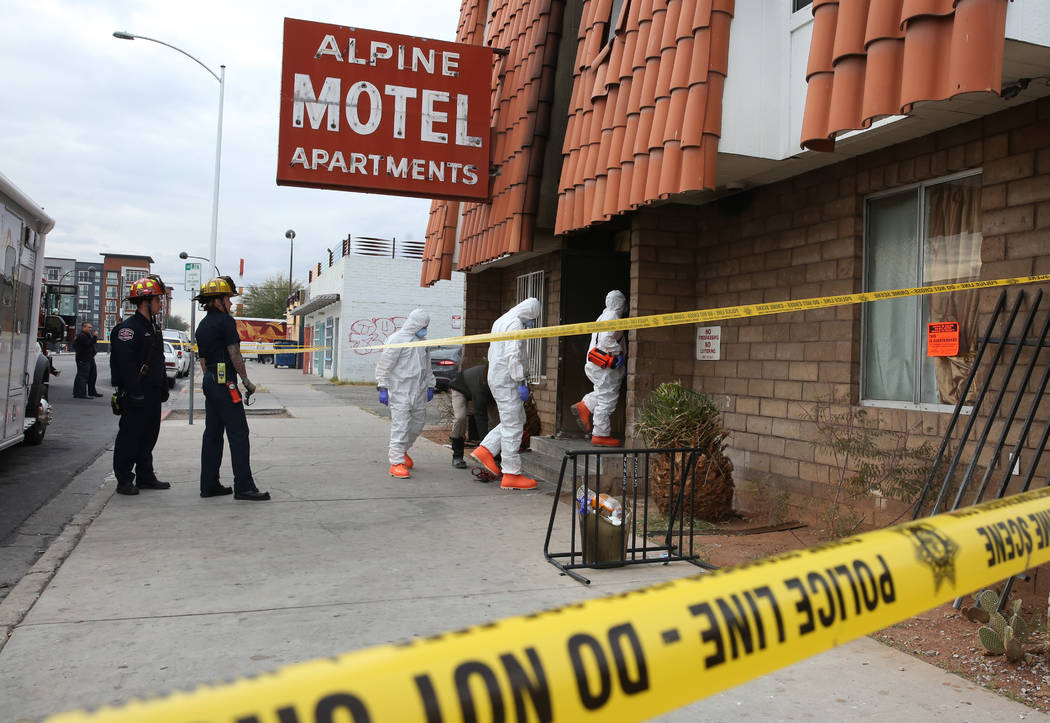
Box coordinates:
[184,262,202,292]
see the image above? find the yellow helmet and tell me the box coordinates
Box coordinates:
[193,275,238,301]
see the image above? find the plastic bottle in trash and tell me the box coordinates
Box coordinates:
[576,486,623,526]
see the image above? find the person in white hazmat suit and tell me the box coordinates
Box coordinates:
[572,290,626,447]
[470,297,541,490]
[375,309,436,478]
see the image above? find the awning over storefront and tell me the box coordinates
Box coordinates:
[289,293,340,316]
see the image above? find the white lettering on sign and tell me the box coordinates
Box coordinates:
[289,147,480,185]
[318,34,461,76]
[696,326,721,361]
[346,81,382,134]
[291,75,482,147]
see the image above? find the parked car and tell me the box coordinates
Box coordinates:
[163,341,178,389]
[430,345,463,391]
[163,329,191,377]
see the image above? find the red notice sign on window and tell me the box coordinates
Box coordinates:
[277,18,494,202]
[927,321,960,357]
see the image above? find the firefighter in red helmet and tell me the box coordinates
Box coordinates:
[109,275,171,496]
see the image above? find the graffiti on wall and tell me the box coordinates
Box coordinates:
[349,316,406,355]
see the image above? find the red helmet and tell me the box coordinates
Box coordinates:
[126,275,166,301]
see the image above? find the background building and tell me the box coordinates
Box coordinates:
[291,236,464,381]
[99,253,154,337]
[74,260,101,331]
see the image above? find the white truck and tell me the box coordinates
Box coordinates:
[1,171,56,451]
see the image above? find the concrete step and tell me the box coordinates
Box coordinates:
[522,436,634,492]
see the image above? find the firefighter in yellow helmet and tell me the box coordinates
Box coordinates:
[193,276,270,501]
[110,275,171,496]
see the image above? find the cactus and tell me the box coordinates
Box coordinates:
[977,589,999,613]
[978,625,1006,654]
[974,589,1031,660]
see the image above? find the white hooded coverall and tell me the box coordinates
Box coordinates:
[480,298,541,475]
[375,309,435,465]
[582,290,626,438]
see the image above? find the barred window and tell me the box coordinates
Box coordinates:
[516,270,545,382]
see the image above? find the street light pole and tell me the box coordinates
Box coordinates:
[209,65,225,276]
[113,31,225,276]
[285,230,295,303]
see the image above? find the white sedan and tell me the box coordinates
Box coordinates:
[163,341,178,389]
[163,330,191,377]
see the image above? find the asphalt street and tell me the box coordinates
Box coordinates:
[1,352,125,602]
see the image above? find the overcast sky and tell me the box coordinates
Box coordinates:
[1,0,460,322]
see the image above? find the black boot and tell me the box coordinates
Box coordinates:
[451,437,467,469]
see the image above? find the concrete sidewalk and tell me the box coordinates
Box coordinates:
[0,365,1042,721]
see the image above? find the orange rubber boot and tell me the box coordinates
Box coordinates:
[404,453,414,469]
[500,473,537,490]
[389,463,411,478]
[571,401,592,433]
[470,446,501,476]
[591,436,623,447]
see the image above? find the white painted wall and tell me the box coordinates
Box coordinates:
[301,254,465,381]
[720,0,812,161]
[1006,0,1050,47]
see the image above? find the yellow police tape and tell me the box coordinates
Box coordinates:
[363,273,1050,350]
[48,485,1050,722]
[240,345,330,354]
[164,343,330,354]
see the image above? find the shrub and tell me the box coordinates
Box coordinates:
[635,382,734,522]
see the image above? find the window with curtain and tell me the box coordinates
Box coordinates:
[862,172,982,407]
[516,270,545,382]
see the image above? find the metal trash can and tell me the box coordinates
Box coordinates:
[576,487,630,566]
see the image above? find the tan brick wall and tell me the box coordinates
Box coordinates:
[625,207,701,442]
[624,95,1050,525]
[459,96,1050,526]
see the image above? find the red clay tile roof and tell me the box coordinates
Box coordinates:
[800,0,1010,152]
[421,0,563,285]
[555,0,735,235]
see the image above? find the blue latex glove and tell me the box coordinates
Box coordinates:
[518,383,530,402]
[613,355,625,369]
[378,387,389,406]
[427,387,434,402]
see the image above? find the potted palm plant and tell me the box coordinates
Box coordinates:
[634,382,734,522]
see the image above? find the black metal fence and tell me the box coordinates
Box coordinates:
[915,289,1050,607]
[543,447,717,584]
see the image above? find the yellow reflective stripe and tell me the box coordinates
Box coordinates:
[47,486,1050,722]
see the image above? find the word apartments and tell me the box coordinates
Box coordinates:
[288,147,480,186]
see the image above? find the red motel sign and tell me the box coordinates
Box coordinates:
[277,18,494,202]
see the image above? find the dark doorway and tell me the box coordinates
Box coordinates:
[556,247,630,437]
